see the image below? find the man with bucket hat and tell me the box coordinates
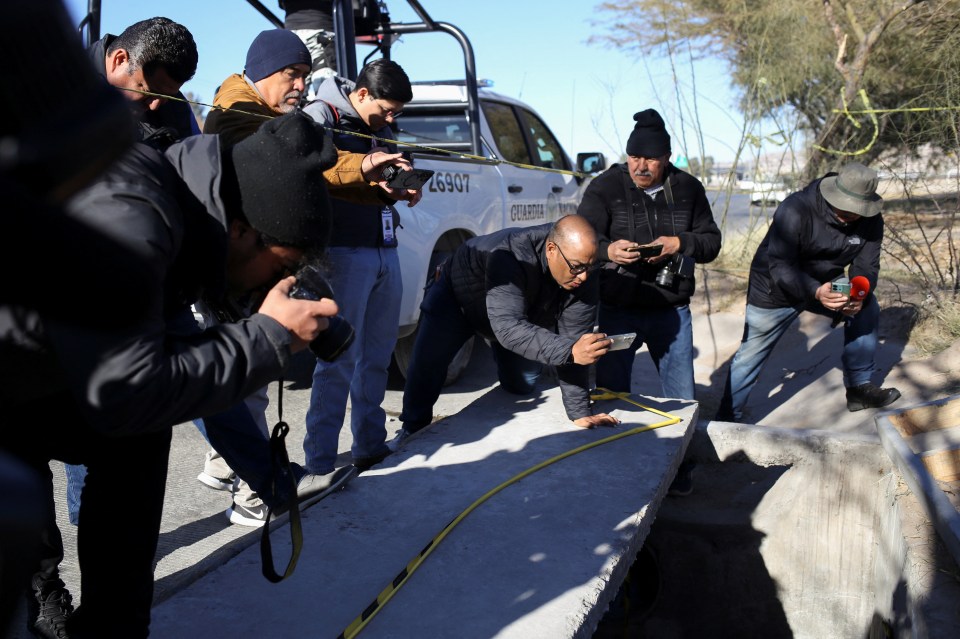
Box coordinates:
[717,161,901,422]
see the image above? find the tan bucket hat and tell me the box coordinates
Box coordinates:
[819,162,883,217]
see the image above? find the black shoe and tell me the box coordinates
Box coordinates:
[667,460,696,497]
[295,466,357,507]
[27,575,73,639]
[845,383,901,412]
[353,449,391,472]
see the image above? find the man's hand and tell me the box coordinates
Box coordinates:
[257,277,340,353]
[572,332,611,365]
[840,298,862,317]
[647,235,681,264]
[573,413,620,428]
[362,147,422,206]
[814,281,850,312]
[608,239,642,265]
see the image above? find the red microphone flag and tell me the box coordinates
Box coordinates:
[850,276,870,300]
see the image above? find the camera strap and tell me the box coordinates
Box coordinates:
[259,379,304,583]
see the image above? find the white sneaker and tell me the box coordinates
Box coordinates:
[197,471,236,492]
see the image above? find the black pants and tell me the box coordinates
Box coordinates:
[1,393,171,638]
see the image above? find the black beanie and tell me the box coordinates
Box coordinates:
[227,112,338,249]
[625,109,671,158]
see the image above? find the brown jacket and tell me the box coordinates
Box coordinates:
[203,73,385,204]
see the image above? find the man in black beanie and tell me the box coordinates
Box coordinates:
[578,108,721,472]
[0,112,345,638]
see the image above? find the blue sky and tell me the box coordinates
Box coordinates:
[65,0,751,164]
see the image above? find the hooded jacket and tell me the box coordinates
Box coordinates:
[0,137,292,433]
[204,73,384,205]
[302,76,400,247]
[448,224,598,420]
[578,163,721,309]
[748,174,883,309]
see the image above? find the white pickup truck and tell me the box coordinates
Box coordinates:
[390,81,605,378]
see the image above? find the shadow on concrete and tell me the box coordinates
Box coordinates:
[314,387,686,638]
[155,511,230,565]
[594,435,793,638]
[694,305,917,423]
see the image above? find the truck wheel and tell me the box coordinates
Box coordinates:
[393,333,475,386]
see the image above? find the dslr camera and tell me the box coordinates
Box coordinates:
[654,254,695,288]
[288,265,355,362]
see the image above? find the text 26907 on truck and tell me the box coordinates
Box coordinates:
[390,80,605,380]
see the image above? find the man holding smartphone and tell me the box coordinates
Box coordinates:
[717,162,900,422]
[300,59,420,478]
[390,215,619,449]
[579,109,721,402]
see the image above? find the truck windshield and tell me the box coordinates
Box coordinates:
[395,112,472,155]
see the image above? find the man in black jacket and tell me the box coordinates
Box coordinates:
[717,162,900,422]
[0,113,339,638]
[89,17,200,144]
[579,109,721,401]
[390,216,619,448]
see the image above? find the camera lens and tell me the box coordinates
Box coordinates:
[308,315,355,362]
[289,265,355,361]
[655,266,674,288]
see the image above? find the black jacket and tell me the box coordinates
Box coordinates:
[578,163,721,309]
[748,175,883,309]
[449,224,598,420]
[88,35,199,146]
[0,136,292,433]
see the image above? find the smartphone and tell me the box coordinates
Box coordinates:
[605,332,637,351]
[625,244,663,258]
[386,167,435,191]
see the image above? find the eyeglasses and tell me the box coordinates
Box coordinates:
[554,243,595,276]
[373,97,403,119]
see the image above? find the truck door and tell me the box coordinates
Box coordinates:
[482,101,580,228]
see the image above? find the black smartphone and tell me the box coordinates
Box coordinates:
[626,244,663,258]
[386,168,435,191]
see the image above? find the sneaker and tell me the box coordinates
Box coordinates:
[386,427,412,452]
[845,383,901,412]
[27,575,73,639]
[197,470,236,492]
[226,500,269,527]
[295,466,358,507]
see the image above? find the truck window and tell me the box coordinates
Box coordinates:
[395,111,471,155]
[481,101,532,166]
[516,108,570,171]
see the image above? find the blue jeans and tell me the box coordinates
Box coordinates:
[399,268,541,432]
[596,304,695,400]
[304,247,402,474]
[64,463,85,525]
[719,295,880,421]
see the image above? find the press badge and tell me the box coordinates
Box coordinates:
[381,206,397,247]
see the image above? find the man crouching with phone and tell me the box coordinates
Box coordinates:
[389,215,619,450]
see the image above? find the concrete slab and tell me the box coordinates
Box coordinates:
[150,386,698,639]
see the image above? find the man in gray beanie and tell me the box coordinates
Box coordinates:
[578,108,721,403]
[0,112,345,637]
[717,161,900,422]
